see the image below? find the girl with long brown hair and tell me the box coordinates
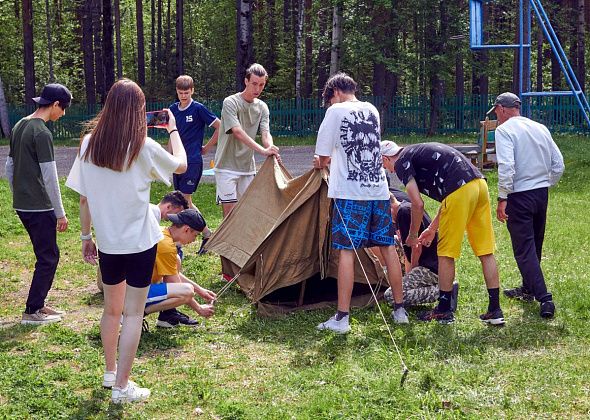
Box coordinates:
[66,79,187,403]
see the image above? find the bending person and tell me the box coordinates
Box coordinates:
[66,79,187,404]
[145,209,216,328]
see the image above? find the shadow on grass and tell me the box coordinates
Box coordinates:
[72,387,125,419]
[226,299,570,366]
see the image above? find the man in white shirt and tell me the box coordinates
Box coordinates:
[491,92,565,319]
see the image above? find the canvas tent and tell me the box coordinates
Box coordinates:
[205,157,387,316]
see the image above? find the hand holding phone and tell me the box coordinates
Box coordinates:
[146,110,169,128]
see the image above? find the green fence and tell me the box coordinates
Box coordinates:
[6,94,589,141]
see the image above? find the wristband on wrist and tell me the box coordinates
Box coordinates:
[168,128,178,135]
[80,233,93,241]
[408,232,418,239]
[497,197,507,202]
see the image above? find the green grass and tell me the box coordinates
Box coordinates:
[1,137,590,418]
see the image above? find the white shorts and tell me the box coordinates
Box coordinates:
[215,171,255,204]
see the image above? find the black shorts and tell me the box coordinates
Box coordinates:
[173,160,203,194]
[98,244,157,289]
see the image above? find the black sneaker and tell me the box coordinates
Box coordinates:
[479,308,505,325]
[197,236,210,256]
[175,310,199,326]
[417,308,454,324]
[504,286,534,302]
[540,300,555,318]
[450,282,459,313]
[156,308,182,328]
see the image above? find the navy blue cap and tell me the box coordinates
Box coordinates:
[33,83,73,106]
[168,209,206,232]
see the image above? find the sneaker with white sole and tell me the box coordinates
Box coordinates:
[21,310,61,325]
[103,370,116,388]
[111,380,150,404]
[40,306,65,316]
[479,308,505,325]
[392,307,409,324]
[316,314,350,334]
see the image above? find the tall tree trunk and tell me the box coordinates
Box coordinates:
[78,0,96,106]
[165,0,171,78]
[102,0,115,93]
[23,0,35,104]
[303,0,312,98]
[577,0,585,90]
[283,0,290,34]
[176,0,184,76]
[537,27,543,91]
[136,0,146,85]
[295,0,303,98]
[150,0,155,81]
[0,73,11,138]
[45,0,54,82]
[92,0,105,102]
[316,3,330,97]
[157,0,162,73]
[114,0,122,79]
[236,0,254,91]
[266,0,277,77]
[550,1,562,90]
[329,0,343,76]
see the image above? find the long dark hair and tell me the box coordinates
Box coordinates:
[81,79,147,171]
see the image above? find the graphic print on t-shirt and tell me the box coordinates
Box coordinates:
[340,110,384,187]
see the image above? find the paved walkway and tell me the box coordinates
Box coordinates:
[0,145,318,182]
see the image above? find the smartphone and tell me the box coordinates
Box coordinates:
[146,110,169,127]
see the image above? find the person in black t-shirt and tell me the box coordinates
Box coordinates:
[381,141,502,325]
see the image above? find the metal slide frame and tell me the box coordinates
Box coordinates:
[469,0,590,127]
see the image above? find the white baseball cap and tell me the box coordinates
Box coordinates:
[380,141,403,157]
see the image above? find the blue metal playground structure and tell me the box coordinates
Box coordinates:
[470,0,590,127]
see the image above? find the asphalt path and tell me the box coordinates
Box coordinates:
[0,144,318,182]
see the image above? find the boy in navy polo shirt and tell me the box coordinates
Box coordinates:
[169,75,221,252]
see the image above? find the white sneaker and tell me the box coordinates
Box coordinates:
[103,370,116,388]
[316,314,350,334]
[21,310,61,325]
[111,380,150,404]
[392,307,409,324]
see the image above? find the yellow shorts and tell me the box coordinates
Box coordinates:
[437,178,495,259]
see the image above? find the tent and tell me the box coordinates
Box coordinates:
[205,158,387,316]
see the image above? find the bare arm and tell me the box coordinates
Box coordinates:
[165,109,187,173]
[405,179,425,246]
[202,118,221,155]
[231,125,278,157]
[80,195,98,265]
[313,154,331,169]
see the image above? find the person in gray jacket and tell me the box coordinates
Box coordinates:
[491,92,565,318]
[6,83,72,325]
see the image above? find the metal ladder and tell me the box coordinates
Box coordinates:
[470,0,590,127]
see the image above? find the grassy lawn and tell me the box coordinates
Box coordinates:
[0,136,589,418]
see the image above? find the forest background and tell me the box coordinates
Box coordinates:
[1,0,589,136]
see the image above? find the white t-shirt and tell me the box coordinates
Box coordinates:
[66,135,181,254]
[150,203,162,222]
[315,101,389,200]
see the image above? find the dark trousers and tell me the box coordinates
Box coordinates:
[17,210,60,314]
[506,188,552,303]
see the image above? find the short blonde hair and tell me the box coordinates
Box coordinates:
[175,75,194,90]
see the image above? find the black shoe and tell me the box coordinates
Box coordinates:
[156,308,182,328]
[197,236,210,256]
[175,310,199,326]
[479,308,505,325]
[504,286,534,302]
[540,300,555,318]
[450,282,459,313]
[417,307,454,324]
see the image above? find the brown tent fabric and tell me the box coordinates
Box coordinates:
[205,157,387,316]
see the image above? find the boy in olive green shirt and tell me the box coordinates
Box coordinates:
[214,63,280,217]
[6,83,72,325]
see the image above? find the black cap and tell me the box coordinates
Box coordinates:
[32,83,73,106]
[167,209,206,232]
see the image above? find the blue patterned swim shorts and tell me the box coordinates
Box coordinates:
[331,199,395,249]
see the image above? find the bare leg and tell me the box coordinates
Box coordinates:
[143,284,193,315]
[101,282,126,372]
[184,193,212,237]
[337,250,355,312]
[479,253,500,289]
[438,256,455,292]
[222,202,237,218]
[379,245,403,304]
[115,284,149,389]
